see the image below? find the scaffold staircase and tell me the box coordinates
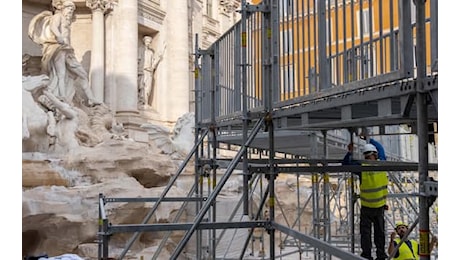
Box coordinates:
[97,0,438,259]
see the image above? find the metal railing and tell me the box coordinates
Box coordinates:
[196,0,436,124]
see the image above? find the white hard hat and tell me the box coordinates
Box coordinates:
[363,143,377,155]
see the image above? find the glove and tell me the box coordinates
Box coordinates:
[347,143,353,152]
[384,204,389,210]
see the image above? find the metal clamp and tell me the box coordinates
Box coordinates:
[424,180,438,196]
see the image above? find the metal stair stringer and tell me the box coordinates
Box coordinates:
[118,129,209,259]
[170,117,265,259]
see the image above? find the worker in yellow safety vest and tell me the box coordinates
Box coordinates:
[389,222,419,260]
[343,137,388,260]
[388,222,437,260]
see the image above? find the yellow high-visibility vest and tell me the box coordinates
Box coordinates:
[360,163,388,208]
[393,238,419,260]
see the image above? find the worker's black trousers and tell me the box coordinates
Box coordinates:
[360,206,387,260]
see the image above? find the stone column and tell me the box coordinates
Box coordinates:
[86,0,113,103]
[113,0,148,142]
[104,6,116,111]
[161,0,189,121]
[115,0,137,113]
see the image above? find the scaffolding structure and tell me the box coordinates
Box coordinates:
[98,0,438,259]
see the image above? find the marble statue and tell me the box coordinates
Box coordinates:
[141,112,195,156]
[22,74,80,153]
[28,0,100,106]
[22,74,121,154]
[138,36,165,106]
[22,75,51,152]
[43,89,80,153]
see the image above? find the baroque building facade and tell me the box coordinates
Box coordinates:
[22,0,241,140]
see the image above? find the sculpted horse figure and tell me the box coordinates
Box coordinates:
[141,112,195,157]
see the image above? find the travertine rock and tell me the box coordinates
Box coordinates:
[22,151,190,258]
[22,159,70,187]
[22,93,197,258]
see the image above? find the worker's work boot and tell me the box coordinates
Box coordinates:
[360,253,373,260]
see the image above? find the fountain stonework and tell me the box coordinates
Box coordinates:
[21,0,197,258]
[22,72,197,258]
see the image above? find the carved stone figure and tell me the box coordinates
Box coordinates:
[141,112,195,157]
[138,36,165,106]
[22,74,120,154]
[28,0,100,106]
[22,75,51,152]
[44,89,80,153]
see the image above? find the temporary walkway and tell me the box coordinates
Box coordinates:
[98,0,438,259]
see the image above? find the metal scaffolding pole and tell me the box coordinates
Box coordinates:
[193,33,202,260]
[414,0,431,259]
[241,0,250,217]
[348,129,357,254]
[322,130,332,260]
[169,118,265,259]
[266,26,276,260]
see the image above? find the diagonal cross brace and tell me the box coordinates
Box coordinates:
[170,117,265,259]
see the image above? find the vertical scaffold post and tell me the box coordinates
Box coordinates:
[98,193,103,260]
[414,0,431,259]
[241,0,250,218]
[193,32,203,260]
[210,40,219,259]
[323,172,332,260]
[266,0,279,257]
[322,130,332,260]
[98,193,110,260]
[312,172,320,259]
[347,128,356,253]
[102,218,109,259]
[317,0,330,90]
